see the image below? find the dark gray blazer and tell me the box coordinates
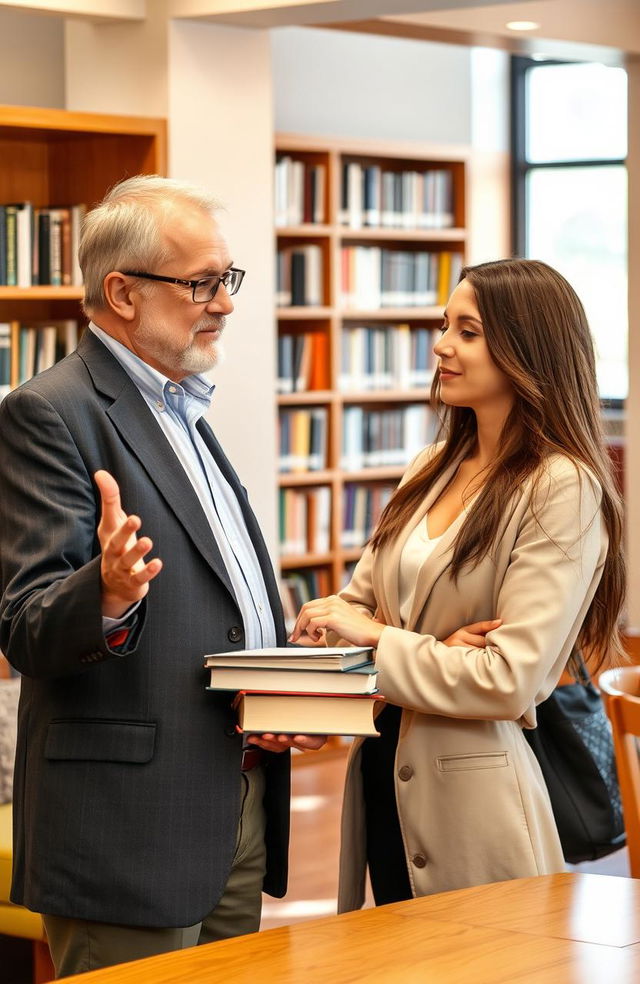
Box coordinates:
[0,330,290,928]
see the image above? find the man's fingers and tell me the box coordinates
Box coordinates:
[132,557,163,585]
[95,470,124,534]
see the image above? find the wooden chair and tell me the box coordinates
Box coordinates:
[0,657,54,982]
[0,804,54,983]
[599,666,640,877]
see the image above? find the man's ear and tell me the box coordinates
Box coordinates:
[103,272,138,321]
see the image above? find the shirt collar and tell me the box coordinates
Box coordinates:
[88,321,216,415]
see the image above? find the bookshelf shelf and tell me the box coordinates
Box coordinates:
[274,133,467,614]
[342,306,445,320]
[341,466,405,482]
[278,391,337,406]
[341,547,367,564]
[0,286,84,300]
[341,389,435,403]
[0,104,166,392]
[278,470,337,487]
[277,307,334,320]
[339,227,466,243]
[280,553,334,570]
[275,225,333,238]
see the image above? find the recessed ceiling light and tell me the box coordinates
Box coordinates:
[506,20,541,31]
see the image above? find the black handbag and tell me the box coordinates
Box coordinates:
[523,658,626,863]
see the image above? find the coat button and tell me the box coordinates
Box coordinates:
[412,854,427,868]
[224,726,237,738]
[398,765,413,781]
[227,626,244,643]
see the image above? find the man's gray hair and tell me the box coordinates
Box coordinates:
[79,174,223,313]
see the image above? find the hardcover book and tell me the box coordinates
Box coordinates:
[233,690,381,737]
[204,646,373,672]
[208,661,377,695]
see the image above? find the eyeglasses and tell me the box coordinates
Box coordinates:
[122,268,246,303]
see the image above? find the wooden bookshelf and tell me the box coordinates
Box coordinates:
[0,104,166,387]
[275,134,468,617]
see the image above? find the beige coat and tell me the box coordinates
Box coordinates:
[335,449,608,912]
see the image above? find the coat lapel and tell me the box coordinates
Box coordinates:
[374,458,462,631]
[196,419,287,646]
[78,332,238,601]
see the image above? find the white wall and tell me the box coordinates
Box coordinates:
[467,46,511,264]
[168,21,278,554]
[0,8,65,107]
[626,59,640,630]
[271,26,472,144]
[63,16,279,554]
[271,28,510,262]
[64,0,168,116]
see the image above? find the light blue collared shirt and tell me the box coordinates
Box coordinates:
[91,322,276,650]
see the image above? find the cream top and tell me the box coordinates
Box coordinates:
[399,519,444,628]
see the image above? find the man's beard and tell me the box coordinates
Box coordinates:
[134,313,226,377]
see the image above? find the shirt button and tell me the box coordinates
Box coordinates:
[168,386,177,394]
[412,854,427,869]
[398,765,413,781]
[156,401,165,411]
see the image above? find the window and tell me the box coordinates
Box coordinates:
[511,58,628,403]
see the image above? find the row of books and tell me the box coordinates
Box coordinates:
[278,407,328,473]
[275,156,327,227]
[278,404,436,474]
[205,646,380,736]
[279,486,331,556]
[340,162,454,230]
[276,244,324,307]
[0,320,79,399]
[280,568,332,632]
[0,202,85,287]
[341,247,464,310]
[276,332,330,393]
[341,482,395,548]
[341,404,436,470]
[338,323,435,392]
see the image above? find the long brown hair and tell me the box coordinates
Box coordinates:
[370,258,625,670]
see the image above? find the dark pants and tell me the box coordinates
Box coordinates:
[361,703,413,906]
[43,767,266,978]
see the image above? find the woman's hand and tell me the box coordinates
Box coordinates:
[289,595,385,649]
[442,618,502,648]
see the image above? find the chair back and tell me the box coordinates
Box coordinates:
[599,667,640,877]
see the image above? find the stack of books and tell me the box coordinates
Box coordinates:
[204,646,381,737]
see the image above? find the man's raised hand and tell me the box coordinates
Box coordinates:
[95,469,163,618]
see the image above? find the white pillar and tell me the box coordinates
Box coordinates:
[168,20,277,555]
[64,12,278,557]
[625,58,640,630]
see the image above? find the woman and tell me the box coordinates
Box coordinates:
[289,258,625,911]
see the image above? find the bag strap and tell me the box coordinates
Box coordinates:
[574,649,591,685]
[559,649,591,687]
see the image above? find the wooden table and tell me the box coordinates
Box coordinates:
[57,872,640,983]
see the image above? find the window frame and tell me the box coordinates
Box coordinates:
[510,55,627,411]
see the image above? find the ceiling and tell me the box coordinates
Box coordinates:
[169,0,640,60]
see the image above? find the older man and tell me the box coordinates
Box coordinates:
[0,175,322,976]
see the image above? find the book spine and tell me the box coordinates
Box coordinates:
[5,207,17,286]
[0,322,11,402]
[0,206,6,285]
[38,211,51,286]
